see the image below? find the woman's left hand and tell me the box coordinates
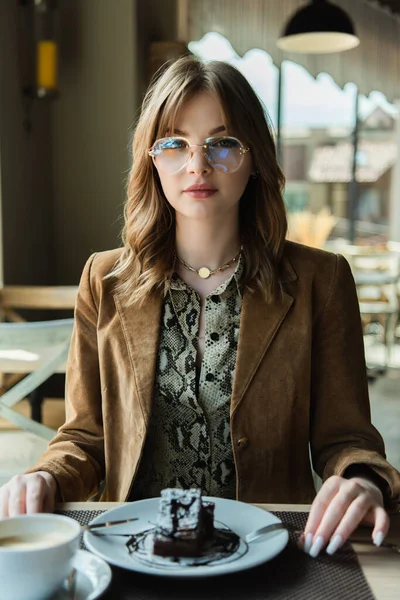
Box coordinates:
[301,474,389,557]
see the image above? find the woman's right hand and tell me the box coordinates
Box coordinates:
[0,471,57,517]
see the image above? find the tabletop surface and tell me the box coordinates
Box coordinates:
[59,502,400,600]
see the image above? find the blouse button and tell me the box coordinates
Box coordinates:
[237,437,249,448]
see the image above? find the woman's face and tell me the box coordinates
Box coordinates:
[152,91,253,224]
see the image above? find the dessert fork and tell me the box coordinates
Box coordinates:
[83,519,400,553]
[245,521,299,543]
[245,522,400,552]
[82,517,139,532]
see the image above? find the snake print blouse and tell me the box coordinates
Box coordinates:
[130,258,243,500]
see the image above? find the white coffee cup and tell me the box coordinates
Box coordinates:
[0,513,81,600]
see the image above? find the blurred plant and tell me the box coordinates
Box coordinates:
[287,208,338,248]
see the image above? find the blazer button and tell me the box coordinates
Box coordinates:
[237,437,249,448]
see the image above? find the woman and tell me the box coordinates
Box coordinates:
[1,57,399,559]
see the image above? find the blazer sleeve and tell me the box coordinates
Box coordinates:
[309,253,400,508]
[25,253,105,501]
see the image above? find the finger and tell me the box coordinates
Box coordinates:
[25,476,48,514]
[370,505,390,546]
[303,476,343,552]
[0,485,10,518]
[8,476,27,517]
[305,476,343,533]
[310,480,367,556]
[322,492,374,556]
[42,480,56,514]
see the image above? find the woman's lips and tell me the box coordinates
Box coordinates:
[183,184,217,199]
[184,189,217,198]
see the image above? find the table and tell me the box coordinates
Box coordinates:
[59,502,400,600]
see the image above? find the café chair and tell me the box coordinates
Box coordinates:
[0,286,77,438]
[0,319,74,440]
[342,248,400,370]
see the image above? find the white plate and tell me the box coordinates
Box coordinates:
[83,497,288,578]
[53,549,112,599]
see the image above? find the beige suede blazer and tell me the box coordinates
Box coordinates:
[28,241,400,505]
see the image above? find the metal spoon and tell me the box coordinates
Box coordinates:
[66,568,77,599]
[56,568,77,600]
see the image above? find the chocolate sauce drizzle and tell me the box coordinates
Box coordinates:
[126,522,248,569]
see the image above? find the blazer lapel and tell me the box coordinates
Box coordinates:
[114,292,163,422]
[231,256,297,416]
[112,254,297,421]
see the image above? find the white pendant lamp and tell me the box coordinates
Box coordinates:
[277,0,360,54]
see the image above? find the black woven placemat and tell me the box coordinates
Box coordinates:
[57,509,375,600]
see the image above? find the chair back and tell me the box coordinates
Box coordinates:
[0,287,78,439]
[340,247,400,370]
[0,319,74,351]
[0,286,77,323]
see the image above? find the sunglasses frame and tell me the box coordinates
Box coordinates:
[148,135,250,173]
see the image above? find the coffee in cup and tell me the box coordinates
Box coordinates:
[0,513,81,600]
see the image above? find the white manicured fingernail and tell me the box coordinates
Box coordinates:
[373,531,384,547]
[309,535,324,558]
[303,532,313,553]
[326,534,343,555]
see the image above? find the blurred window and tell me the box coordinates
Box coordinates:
[189,33,399,244]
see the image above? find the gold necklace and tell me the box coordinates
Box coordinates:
[175,247,242,279]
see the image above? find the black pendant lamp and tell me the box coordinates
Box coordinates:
[277,0,360,54]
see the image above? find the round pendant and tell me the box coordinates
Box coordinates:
[198,267,211,279]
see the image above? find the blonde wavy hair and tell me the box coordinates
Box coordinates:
[108,56,287,305]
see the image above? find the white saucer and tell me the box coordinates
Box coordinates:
[53,549,112,599]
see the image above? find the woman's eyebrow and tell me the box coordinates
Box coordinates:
[209,125,226,135]
[171,125,226,136]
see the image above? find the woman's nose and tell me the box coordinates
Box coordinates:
[186,147,212,174]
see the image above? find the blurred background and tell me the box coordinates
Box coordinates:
[0,0,399,484]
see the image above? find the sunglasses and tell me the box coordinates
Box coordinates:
[148,135,250,174]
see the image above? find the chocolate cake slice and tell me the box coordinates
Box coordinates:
[153,488,215,557]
